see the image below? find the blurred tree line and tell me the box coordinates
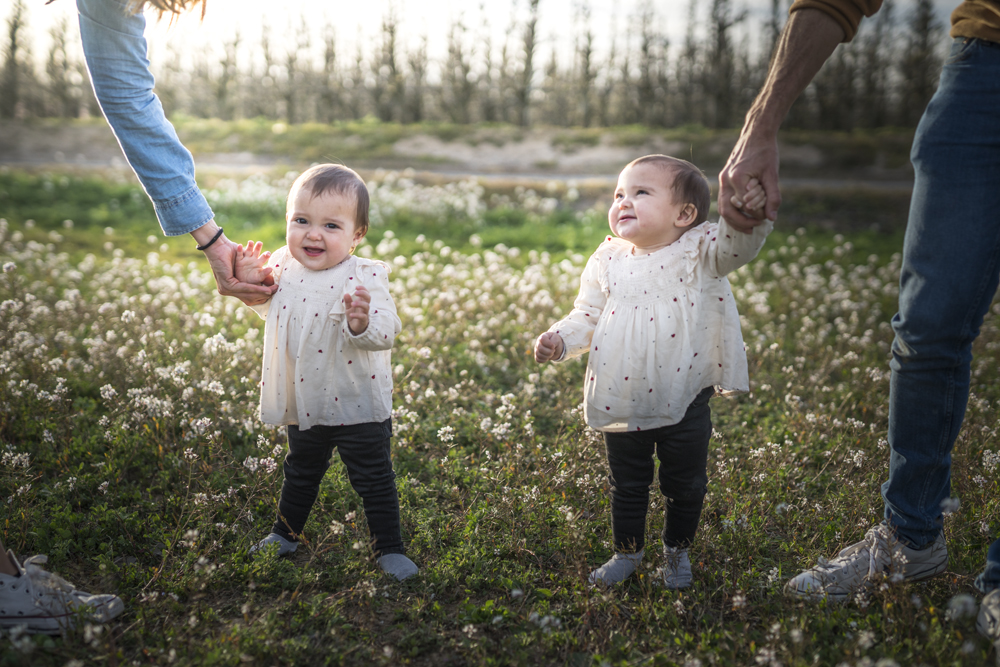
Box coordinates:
[1,0,944,131]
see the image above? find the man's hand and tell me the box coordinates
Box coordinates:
[719,133,780,232]
[534,332,565,363]
[718,8,846,233]
[345,285,371,335]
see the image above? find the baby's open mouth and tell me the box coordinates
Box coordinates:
[303,246,324,257]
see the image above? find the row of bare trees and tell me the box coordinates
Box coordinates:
[2,0,944,130]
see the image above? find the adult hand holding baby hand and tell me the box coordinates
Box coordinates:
[534,332,565,363]
[345,285,371,335]
[196,225,278,306]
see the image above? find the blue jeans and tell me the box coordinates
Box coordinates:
[882,38,1000,593]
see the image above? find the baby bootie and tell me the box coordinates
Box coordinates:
[588,550,644,586]
[659,545,692,589]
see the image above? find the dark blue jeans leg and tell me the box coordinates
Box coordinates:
[882,38,1000,593]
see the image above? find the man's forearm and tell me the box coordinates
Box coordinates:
[742,9,846,137]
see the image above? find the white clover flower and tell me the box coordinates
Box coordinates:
[940,497,961,515]
[946,593,977,621]
[100,384,118,401]
[437,426,455,443]
[2,262,15,273]
[98,481,109,495]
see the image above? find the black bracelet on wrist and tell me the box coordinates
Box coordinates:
[196,227,225,251]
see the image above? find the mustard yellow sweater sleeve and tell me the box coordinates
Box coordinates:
[791,0,1000,45]
[789,0,883,42]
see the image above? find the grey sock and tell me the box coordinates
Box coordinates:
[589,550,644,585]
[378,553,418,581]
[249,532,298,556]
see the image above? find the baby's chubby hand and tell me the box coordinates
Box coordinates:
[344,285,371,335]
[534,332,565,363]
[234,240,274,286]
[729,178,769,222]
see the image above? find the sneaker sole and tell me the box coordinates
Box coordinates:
[978,590,1000,641]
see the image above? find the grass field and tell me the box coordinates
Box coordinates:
[0,169,997,666]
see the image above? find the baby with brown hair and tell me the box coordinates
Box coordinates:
[235,164,417,580]
[535,155,772,587]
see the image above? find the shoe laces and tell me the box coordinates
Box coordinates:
[22,555,77,596]
[863,525,899,581]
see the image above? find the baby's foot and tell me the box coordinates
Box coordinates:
[659,546,692,589]
[249,532,298,556]
[588,550,644,586]
[378,553,419,581]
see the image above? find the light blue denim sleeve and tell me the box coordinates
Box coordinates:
[77,0,214,236]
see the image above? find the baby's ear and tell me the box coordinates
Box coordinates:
[676,203,699,229]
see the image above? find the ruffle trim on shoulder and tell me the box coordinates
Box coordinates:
[681,220,720,273]
[353,255,393,276]
[595,236,632,258]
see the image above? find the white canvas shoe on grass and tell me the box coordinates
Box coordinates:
[784,524,948,602]
[659,546,692,589]
[979,589,1000,642]
[249,533,298,557]
[0,551,123,634]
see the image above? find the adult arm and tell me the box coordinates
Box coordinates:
[718,7,850,231]
[76,0,275,303]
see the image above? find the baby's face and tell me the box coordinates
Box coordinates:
[609,163,693,253]
[286,188,363,271]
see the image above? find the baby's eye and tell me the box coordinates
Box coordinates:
[325,222,340,230]
[293,217,308,225]
[636,189,649,195]
[614,192,624,200]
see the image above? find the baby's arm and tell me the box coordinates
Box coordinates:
[536,251,606,363]
[234,240,274,286]
[344,264,402,350]
[534,332,565,363]
[344,285,370,335]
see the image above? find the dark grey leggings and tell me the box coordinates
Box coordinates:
[603,387,713,552]
[273,418,404,555]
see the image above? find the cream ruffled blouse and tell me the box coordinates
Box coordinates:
[249,248,401,430]
[550,218,773,432]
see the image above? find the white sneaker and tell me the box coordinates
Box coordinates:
[784,524,948,602]
[249,533,298,556]
[979,589,1000,642]
[0,551,123,634]
[659,546,692,589]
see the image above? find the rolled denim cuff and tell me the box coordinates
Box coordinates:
[152,185,215,237]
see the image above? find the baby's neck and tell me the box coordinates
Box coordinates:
[630,228,692,256]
